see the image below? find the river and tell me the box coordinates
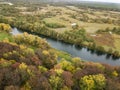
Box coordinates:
[11,27,120,66]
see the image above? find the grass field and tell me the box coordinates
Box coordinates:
[14,5,120,33]
[41,5,119,33]
[43,16,118,33]
[0,32,13,42]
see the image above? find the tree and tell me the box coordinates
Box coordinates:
[4,85,20,90]
[4,70,21,86]
[80,74,106,90]
[0,23,11,32]
[96,46,105,53]
[49,76,63,90]
[35,49,57,69]
[29,75,51,90]
[113,51,119,57]
[17,63,30,85]
[71,57,83,68]
[108,48,113,54]
[61,71,73,89]
[59,60,75,73]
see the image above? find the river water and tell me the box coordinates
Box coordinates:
[11,27,120,66]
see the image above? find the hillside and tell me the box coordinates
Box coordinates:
[0,23,120,90]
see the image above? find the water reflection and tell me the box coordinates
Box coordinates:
[10,27,23,35]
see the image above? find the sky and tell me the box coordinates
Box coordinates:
[84,0,120,3]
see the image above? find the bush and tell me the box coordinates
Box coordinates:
[0,23,11,32]
[45,22,65,28]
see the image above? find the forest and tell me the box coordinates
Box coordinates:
[0,23,120,90]
[0,0,120,90]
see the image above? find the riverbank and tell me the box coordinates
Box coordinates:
[12,25,120,58]
[11,27,120,66]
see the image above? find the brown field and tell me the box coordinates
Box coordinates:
[92,33,115,47]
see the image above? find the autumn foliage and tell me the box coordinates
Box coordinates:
[0,24,120,90]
